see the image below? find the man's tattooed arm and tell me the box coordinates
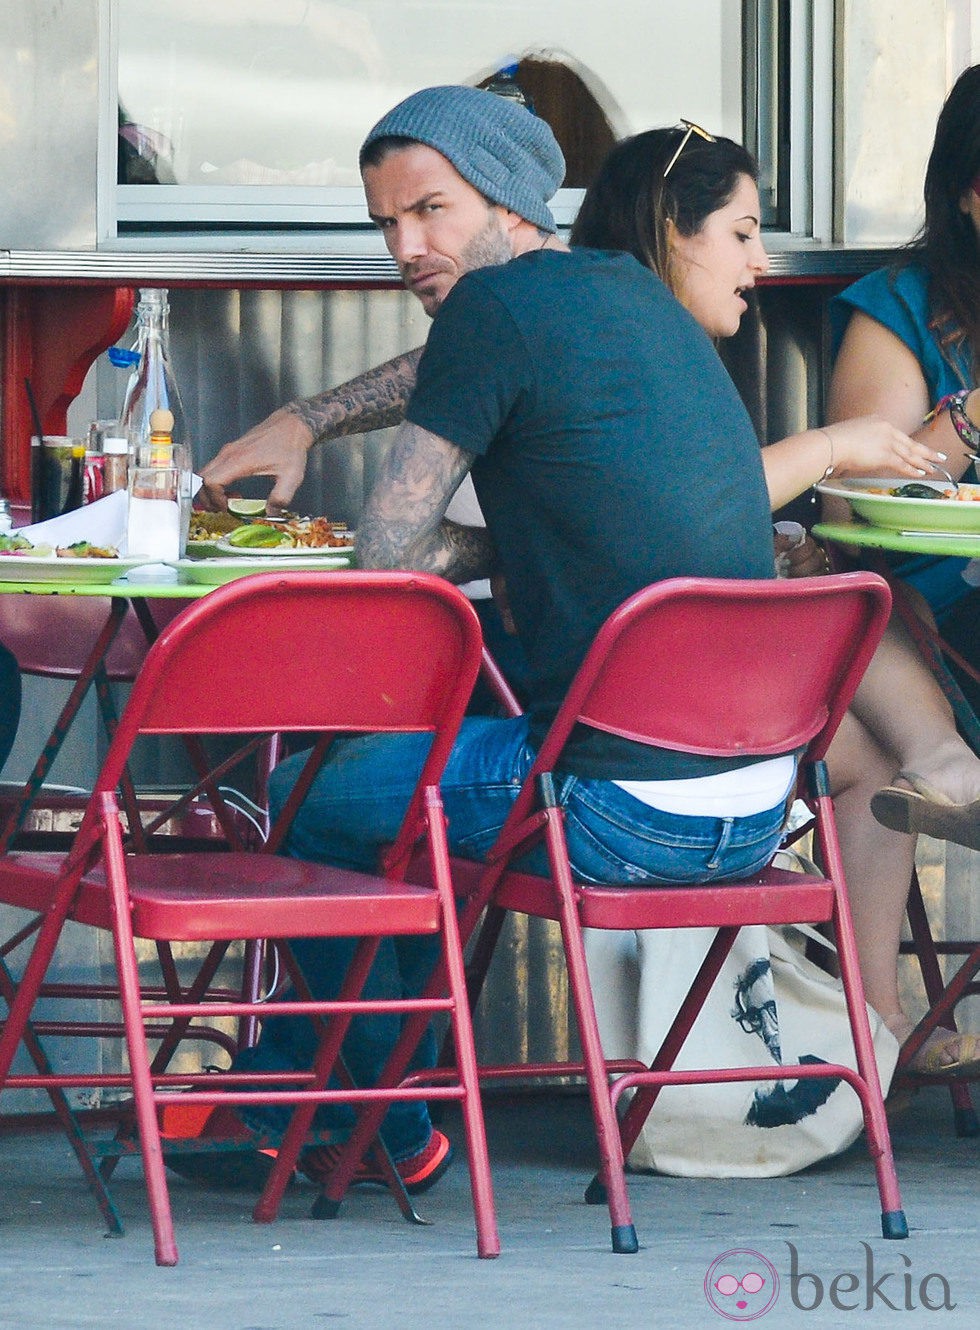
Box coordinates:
[284,347,424,443]
[356,421,496,583]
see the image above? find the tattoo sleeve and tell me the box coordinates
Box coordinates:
[356,422,496,583]
[283,347,424,443]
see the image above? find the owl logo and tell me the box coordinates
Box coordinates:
[704,1248,780,1320]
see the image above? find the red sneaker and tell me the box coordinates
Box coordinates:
[299,1129,454,1195]
[159,1099,287,1191]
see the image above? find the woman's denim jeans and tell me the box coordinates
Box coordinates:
[238,714,789,1160]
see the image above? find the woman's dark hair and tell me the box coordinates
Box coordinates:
[907,63,980,369]
[569,127,758,295]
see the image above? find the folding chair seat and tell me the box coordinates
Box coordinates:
[441,573,907,1253]
[0,570,498,1264]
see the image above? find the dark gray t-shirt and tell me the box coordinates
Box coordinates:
[406,248,776,778]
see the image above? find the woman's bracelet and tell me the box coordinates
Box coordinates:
[817,427,836,479]
[809,428,836,504]
[926,389,980,455]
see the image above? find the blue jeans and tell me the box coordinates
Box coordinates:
[240,715,789,1159]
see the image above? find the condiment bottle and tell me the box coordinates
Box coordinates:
[102,435,130,494]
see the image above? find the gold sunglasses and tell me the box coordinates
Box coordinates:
[662,119,717,179]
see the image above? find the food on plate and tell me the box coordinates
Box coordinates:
[0,534,35,555]
[227,497,268,517]
[225,517,352,550]
[225,523,286,549]
[56,540,120,559]
[862,482,980,502]
[187,510,245,541]
[0,534,119,559]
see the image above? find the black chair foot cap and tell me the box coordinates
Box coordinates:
[612,1224,639,1254]
[881,1210,909,1240]
[311,1194,341,1220]
[584,1174,606,1205]
[953,1106,980,1138]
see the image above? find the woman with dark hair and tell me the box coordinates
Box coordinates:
[829,62,980,762]
[571,121,980,1072]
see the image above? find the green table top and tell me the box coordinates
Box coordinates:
[813,521,980,560]
[0,574,211,598]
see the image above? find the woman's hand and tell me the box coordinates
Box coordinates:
[763,416,948,511]
[825,415,947,479]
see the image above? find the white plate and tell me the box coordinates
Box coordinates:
[0,555,150,584]
[172,555,352,585]
[215,535,355,557]
[816,477,980,533]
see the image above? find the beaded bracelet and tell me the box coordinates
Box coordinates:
[926,389,980,455]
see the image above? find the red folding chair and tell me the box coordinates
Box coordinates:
[0,590,274,1176]
[438,572,907,1253]
[0,570,499,1265]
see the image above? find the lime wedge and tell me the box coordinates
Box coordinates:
[227,498,267,517]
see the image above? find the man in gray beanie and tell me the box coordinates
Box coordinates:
[358,84,567,318]
[232,85,780,1206]
[201,85,566,507]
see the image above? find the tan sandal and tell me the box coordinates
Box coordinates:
[887,1014,980,1078]
[871,771,980,852]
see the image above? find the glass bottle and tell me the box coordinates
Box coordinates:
[118,289,195,474]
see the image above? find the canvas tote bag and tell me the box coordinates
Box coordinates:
[584,920,899,1178]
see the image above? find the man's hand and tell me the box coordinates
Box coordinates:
[198,408,314,513]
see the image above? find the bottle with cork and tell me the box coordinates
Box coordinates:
[118,288,194,472]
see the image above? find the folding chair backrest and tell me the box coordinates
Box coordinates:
[534,573,892,773]
[94,571,483,793]
[0,593,183,681]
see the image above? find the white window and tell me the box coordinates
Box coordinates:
[108,0,825,243]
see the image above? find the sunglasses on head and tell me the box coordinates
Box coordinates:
[662,119,717,179]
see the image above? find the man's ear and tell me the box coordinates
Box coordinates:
[499,207,524,235]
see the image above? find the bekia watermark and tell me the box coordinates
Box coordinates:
[705,1243,956,1319]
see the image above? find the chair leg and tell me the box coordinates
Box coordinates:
[99,796,178,1266]
[430,814,500,1260]
[540,810,637,1254]
[904,872,979,1138]
[812,786,908,1239]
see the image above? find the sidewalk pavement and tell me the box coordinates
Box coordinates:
[0,1084,978,1330]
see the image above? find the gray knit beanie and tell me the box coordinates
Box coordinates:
[360,85,566,233]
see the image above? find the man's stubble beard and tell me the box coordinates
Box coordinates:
[416,209,513,317]
[458,209,514,275]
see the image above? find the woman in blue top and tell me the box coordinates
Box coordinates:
[829,63,980,830]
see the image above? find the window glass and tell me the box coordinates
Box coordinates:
[117,0,742,194]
